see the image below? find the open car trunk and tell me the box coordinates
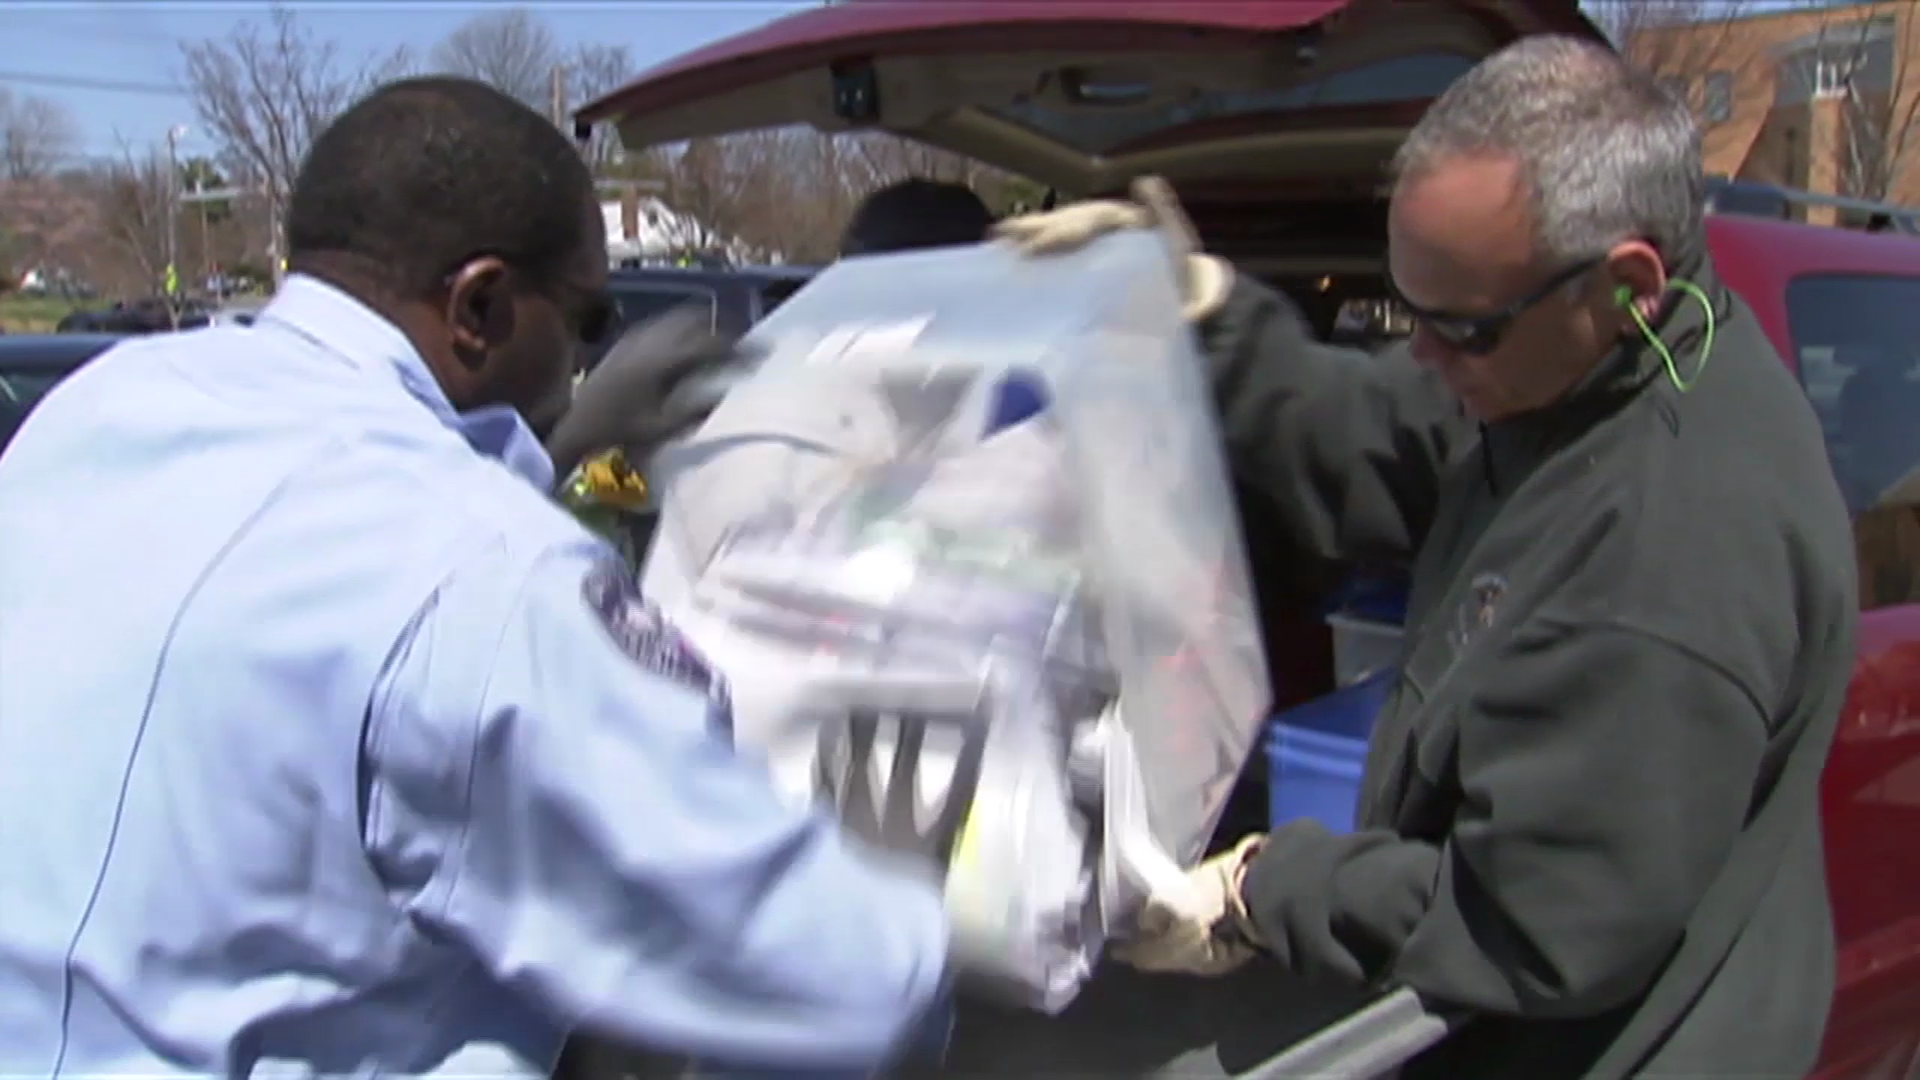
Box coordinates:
[570,4,1606,1076]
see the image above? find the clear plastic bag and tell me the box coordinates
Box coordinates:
[641,231,1268,1011]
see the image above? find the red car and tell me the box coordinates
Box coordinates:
[579,2,1920,1075]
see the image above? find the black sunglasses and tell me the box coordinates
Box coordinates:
[1388,256,1603,356]
[440,253,617,346]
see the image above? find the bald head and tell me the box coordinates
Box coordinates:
[1393,35,1703,266]
[287,76,598,297]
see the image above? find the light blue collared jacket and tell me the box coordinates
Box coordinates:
[0,275,949,1078]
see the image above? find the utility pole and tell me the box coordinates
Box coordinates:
[549,63,570,129]
[165,125,187,326]
[197,186,213,287]
[269,188,286,290]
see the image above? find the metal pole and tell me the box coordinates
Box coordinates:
[165,125,185,327]
[269,174,286,291]
[270,199,285,290]
[549,64,570,128]
[198,196,212,289]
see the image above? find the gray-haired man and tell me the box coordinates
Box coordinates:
[997,34,1852,1079]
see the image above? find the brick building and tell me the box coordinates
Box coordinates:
[1628,0,1920,221]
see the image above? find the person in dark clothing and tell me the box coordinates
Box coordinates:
[996,34,1853,1080]
[841,178,994,257]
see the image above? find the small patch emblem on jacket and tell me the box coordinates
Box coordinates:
[1452,571,1509,650]
[582,562,733,734]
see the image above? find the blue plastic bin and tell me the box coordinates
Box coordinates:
[1322,573,1412,687]
[1266,669,1395,834]
[1323,572,1411,623]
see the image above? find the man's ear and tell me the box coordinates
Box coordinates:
[1603,239,1668,323]
[443,256,513,368]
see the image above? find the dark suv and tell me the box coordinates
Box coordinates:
[56,298,211,335]
[589,263,814,369]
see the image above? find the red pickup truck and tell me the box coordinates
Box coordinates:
[579,1,1920,1074]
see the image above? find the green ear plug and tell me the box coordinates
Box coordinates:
[1621,279,1718,392]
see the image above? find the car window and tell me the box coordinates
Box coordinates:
[759,279,806,318]
[1787,274,1920,519]
[0,371,74,453]
[582,285,720,372]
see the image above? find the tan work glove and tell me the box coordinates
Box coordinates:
[992,176,1234,322]
[1111,833,1266,976]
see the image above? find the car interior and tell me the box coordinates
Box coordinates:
[1179,191,1405,338]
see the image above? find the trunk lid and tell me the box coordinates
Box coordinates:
[577,0,1604,195]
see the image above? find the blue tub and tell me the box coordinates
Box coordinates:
[1265,669,1394,834]
[1323,572,1410,623]
[1322,573,1412,687]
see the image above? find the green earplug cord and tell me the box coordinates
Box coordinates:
[1616,280,1717,392]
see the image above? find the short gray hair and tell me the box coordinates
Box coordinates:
[1392,35,1703,266]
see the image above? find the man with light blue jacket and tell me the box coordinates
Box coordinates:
[0,77,954,1078]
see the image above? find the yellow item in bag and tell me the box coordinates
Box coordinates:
[578,450,651,511]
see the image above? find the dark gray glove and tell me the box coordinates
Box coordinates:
[545,305,753,480]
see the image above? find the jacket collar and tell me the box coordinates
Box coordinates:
[257,275,556,492]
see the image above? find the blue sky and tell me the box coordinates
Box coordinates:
[2,2,814,166]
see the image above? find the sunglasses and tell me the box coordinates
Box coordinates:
[1388,257,1602,356]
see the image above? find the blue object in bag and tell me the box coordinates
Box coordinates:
[985,371,1049,434]
[1266,669,1395,833]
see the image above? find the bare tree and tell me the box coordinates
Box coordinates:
[655,136,757,255]
[431,9,560,113]
[1800,11,1920,201]
[622,127,1049,266]
[1603,1,1747,68]
[0,89,80,181]
[600,132,805,263]
[1603,0,1754,105]
[733,131,855,261]
[568,43,634,106]
[90,143,175,302]
[180,7,411,279]
[567,43,637,170]
[0,175,97,279]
